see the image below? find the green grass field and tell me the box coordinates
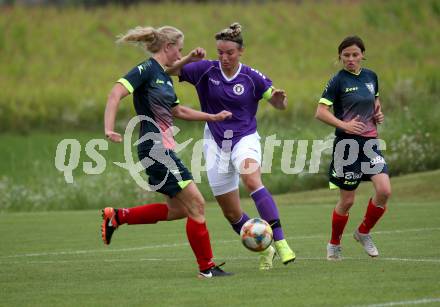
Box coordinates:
[1,171,439,306]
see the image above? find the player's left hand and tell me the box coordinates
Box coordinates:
[212,110,232,121]
[272,89,287,101]
[105,131,123,143]
[270,89,288,109]
[188,47,206,62]
[374,104,384,124]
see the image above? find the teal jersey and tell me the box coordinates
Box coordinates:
[319,68,379,137]
[118,58,179,151]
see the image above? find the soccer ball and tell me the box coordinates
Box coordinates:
[240,218,273,252]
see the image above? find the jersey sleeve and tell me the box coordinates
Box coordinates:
[374,72,379,97]
[117,62,153,94]
[172,92,180,108]
[179,60,214,85]
[248,67,273,100]
[166,78,180,108]
[319,75,339,106]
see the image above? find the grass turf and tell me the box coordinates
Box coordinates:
[0,171,439,306]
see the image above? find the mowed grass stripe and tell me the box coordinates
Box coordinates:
[1,226,439,260]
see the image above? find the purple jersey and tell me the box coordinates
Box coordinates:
[179,60,272,148]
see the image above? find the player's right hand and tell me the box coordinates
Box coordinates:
[374,104,385,124]
[105,131,123,143]
[212,110,232,121]
[188,47,206,62]
[343,115,366,135]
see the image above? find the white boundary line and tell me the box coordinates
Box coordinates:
[349,297,440,307]
[1,227,439,259]
[379,257,440,263]
[1,256,440,266]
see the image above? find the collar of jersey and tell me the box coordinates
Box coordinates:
[344,68,362,76]
[150,57,166,72]
[219,62,242,82]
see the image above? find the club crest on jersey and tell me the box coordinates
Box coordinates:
[365,83,375,95]
[233,84,245,95]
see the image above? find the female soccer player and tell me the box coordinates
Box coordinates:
[168,23,295,270]
[101,25,233,278]
[315,36,392,260]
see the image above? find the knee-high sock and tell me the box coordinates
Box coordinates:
[358,198,386,234]
[250,187,284,241]
[231,212,250,235]
[117,203,168,225]
[186,217,215,271]
[330,209,349,245]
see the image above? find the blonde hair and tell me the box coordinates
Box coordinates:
[116,26,184,53]
[215,22,243,47]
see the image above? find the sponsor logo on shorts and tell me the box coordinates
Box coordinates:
[344,172,363,180]
[343,180,357,185]
[370,156,385,165]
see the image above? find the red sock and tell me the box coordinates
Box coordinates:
[358,198,386,234]
[117,203,168,225]
[186,217,215,271]
[330,209,349,245]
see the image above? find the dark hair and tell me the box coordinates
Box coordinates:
[215,22,243,47]
[338,35,365,55]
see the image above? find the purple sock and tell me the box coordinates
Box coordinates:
[251,187,285,241]
[231,213,250,235]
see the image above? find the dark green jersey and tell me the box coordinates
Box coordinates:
[319,68,379,137]
[118,58,179,151]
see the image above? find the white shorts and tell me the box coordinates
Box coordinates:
[203,125,262,196]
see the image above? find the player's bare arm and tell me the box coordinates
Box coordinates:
[172,105,232,122]
[166,47,206,76]
[315,103,366,135]
[374,97,384,124]
[104,83,129,143]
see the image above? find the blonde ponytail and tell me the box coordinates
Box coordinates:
[117,26,184,53]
